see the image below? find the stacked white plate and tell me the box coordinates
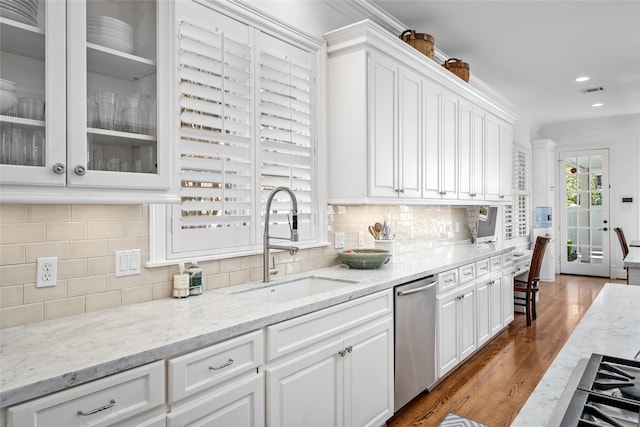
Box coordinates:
[0,0,39,26]
[0,78,18,115]
[87,14,134,54]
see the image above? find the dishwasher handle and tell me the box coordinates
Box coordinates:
[397,282,436,297]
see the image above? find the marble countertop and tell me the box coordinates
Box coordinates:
[511,283,640,426]
[623,246,640,268]
[0,242,512,408]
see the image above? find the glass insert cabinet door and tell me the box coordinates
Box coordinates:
[67,0,163,188]
[0,0,66,185]
[559,149,610,277]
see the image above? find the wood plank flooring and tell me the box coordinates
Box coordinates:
[387,275,626,427]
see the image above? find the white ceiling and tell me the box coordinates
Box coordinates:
[368,0,640,126]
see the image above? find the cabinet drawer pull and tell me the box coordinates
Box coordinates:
[463,271,472,276]
[338,349,346,357]
[209,358,234,370]
[445,278,454,283]
[346,345,353,353]
[74,165,86,176]
[77,399,116,416]
[52,163,66,175]
[470,193,477,197]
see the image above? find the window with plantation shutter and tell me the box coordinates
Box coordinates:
[258,36,315,243]
[505,147,530,241]
[159,2,322,260]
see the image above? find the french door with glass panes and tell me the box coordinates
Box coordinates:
[559,149,610,277]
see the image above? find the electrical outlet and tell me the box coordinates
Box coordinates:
[358,231,364,246]
[334,232,345,249]
[115,249,141,277]
[36,257,58,288]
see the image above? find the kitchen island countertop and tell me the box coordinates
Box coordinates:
[512,282,640,426]
[0,242,512,408]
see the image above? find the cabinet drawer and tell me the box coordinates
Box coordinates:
[266,289,392,360]
[490,256,502,271]
[8,361,164,427]
[437,269,458,293]
[168,330,263,404]
[459,263,476,283]
[476,259,490,277]
[502,252,513,267]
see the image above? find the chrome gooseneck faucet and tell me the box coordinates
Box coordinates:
[263,186,299,283]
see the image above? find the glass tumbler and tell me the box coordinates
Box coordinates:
[97,103,116,130]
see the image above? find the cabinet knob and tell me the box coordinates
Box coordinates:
[74,165,87,176]
[338,349,347,357]
[52,163,66,175]
[470,193,477,197]
[399,189,405,194]
[346,345,353,353]
[499,195,505,199]
[439,191,446,195]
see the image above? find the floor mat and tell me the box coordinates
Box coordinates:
[437,412,491,427]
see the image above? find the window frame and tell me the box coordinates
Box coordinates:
[148,0,328,266]
[505,142,531,245]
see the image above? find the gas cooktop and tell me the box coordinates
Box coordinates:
[560,354,640,427]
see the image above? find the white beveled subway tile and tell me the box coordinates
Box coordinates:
[123,221,149,238]
[71,205,108,221]
[69,239,108,259]
[27,205,72,222]
[153,281,172,300]
[0,285,23,308]
[140,264,170,286]
[87,221,125,239]
[0,263,35,287]
[220,255,260,273]
[68,275,106,297]
[106,237,140,253]
[0,204,27,223]
[1,244,25,266]
[106,205,144,221]
[0,223,46,245]
[46,222,87,242]
[58,259,87,280]
[106,273,140,291]
[199,259,220,276]
[25,241,69,262]
[87,256,115,276]
[44,296,85,321]
[85,290,121,313]
[300,259,316,273]
[284,261,301,276]
[205,272,230,290]
[229,269,251,286]
[122,285,153,306]
[24,281,67,304]
[0,302,43,329]
[249,267,263,283]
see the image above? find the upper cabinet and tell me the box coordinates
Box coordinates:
[325,20,515,205]
[0,0,176,203]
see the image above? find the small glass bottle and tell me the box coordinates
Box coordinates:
[187,261,203,296]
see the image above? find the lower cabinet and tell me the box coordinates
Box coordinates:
[437,281,476,378]
[265,290,394,427]
[166,373,264,427]
[7,361,165,427]
[502,266,515,325]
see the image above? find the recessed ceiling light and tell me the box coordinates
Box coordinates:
[576,76,590,82]
[592,103,603,107]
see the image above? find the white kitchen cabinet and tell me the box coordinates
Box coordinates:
[489,273,504,336]
[423,83,457,200]
[7,361,165,427]
[325,20,515,205]
[476,274,491,347]
[437,280,476,378]
[485,113,513,202]
[502,265,516,325]
[459,100,485,201]
[167,373,264,427]
[265,290,394,427]
[167,330,265,427]
[369,53,421,199]
[0,0,175,203]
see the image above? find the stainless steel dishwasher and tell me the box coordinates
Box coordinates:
[394,275,437,411]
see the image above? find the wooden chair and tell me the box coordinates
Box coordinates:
[514,236,551,326]
[614,227,629,283]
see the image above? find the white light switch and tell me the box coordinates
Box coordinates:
[335,232,345,249]
[115,249,141,277]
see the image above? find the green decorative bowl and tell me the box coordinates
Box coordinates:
[339,249,391,269]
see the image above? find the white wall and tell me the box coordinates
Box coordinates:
[539,114,640,278]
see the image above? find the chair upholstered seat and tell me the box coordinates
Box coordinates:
[614,227,629,283]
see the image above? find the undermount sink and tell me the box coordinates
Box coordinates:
[231,276,359,304]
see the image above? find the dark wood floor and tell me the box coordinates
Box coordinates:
[387,274,626,427]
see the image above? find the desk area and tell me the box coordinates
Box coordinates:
[624,243,640,285]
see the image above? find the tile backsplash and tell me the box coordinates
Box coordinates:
[0,203,473,328]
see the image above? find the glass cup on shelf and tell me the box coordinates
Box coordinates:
[17,98,45,121]
[87,97,97,128]
[97,102,116,130]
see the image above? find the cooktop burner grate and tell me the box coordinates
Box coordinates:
[561,354,640,427]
